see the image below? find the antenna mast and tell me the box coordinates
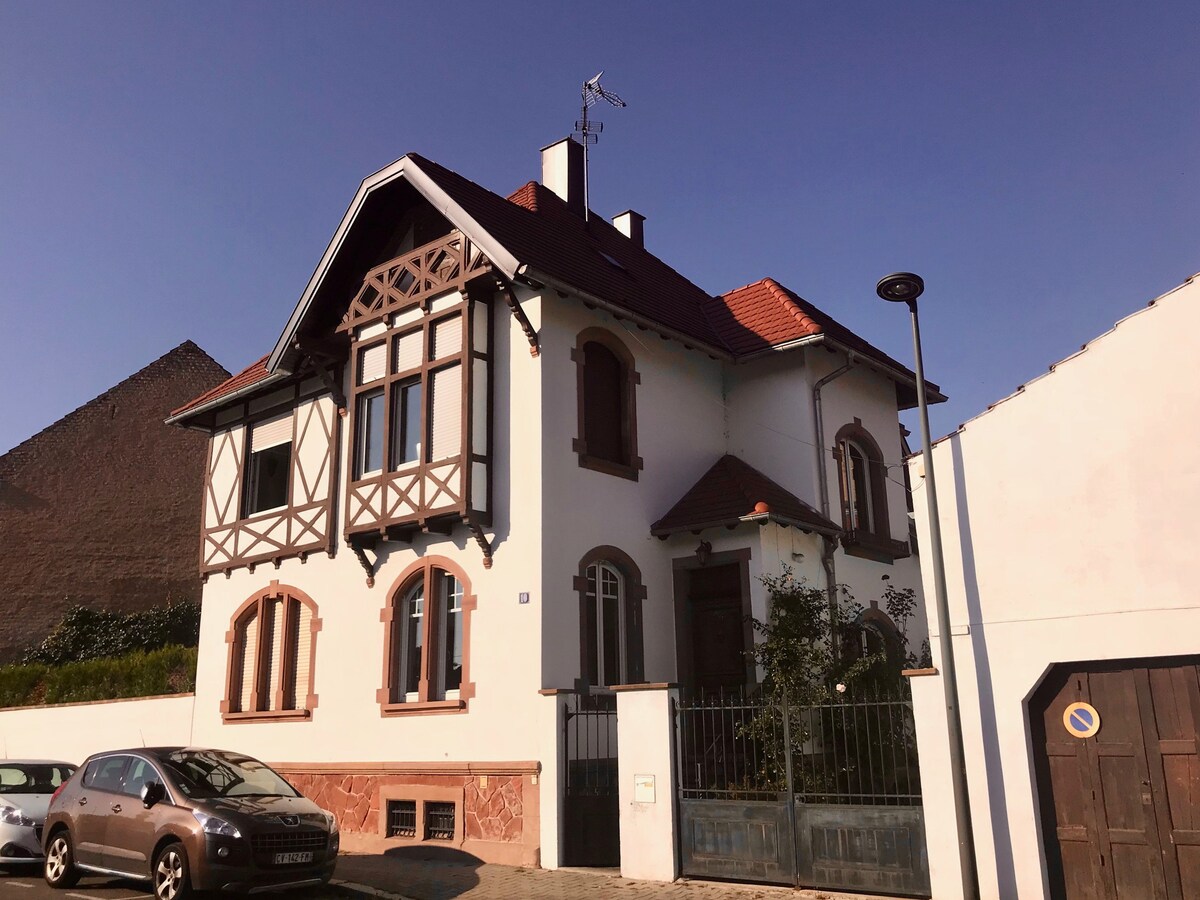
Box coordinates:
[575,71,626,222]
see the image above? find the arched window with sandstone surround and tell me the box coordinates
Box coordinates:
[222,583,321,722]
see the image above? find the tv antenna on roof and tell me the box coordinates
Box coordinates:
[574,71,626,222]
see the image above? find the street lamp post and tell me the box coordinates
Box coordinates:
[877,272,980,900]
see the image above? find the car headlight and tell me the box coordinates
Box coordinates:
[324,811,339,836]
[192,810,242,838]
[0,804,36,827]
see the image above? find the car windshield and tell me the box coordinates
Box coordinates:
[159,750,300,799]
[0,763,75,795]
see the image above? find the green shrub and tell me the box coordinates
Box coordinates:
[0,662,50,708]
[0,646,197,708]
[23,600,201,665]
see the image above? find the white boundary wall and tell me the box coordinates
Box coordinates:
[908,274,1200,899]
[0,694,195,765]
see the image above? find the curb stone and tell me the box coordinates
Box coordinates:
[326,878,415,900]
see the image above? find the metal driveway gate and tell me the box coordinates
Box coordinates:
[675,689,929,896]
[562,691,620,867]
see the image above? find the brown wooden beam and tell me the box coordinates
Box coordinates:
[469,521,493,569]
[496,276,539,357]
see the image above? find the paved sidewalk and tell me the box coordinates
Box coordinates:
[330,851,898,900]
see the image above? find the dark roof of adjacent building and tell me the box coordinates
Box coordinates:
[651,454,839,537]
[4,341,229,462]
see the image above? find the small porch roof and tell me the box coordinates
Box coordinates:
[651,454,840,538]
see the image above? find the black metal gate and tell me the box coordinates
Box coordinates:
[562,691,620,867]
[675,688,929,896]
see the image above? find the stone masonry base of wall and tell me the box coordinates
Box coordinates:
[277,763,540,867]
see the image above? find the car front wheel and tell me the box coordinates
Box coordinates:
[153,842,192,900]
[43,831,81,889]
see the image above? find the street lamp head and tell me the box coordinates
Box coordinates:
[876,272,924,304]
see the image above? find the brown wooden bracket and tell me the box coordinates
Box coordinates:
[348,538,378,587]
[469,522,494,569]
[309,361,348,416]
[496,277,539,357]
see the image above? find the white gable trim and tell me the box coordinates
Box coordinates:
[266,156,522,375]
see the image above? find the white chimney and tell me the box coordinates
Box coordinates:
[613,210,645,247]
[540,138,585,217]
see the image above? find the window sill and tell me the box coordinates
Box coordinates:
[221,708,311,724]
[240,505,290,523]
[380,699,466,717]
[841,530,910,564]
[576,453,641,482]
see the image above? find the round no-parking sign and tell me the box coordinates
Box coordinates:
[1063,701,1101,738]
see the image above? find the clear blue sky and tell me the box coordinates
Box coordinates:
[2,1,1196,454]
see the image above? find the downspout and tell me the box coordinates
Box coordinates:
[812,351,856,668]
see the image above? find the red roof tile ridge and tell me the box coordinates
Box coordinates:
[761,277,823,337]
[506,181,540,210]
[721,276,774,297]
[170,354,270,416]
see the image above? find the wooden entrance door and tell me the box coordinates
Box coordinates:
[1032,657,1200,899]
[686,563,749,694]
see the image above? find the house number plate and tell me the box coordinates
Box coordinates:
[274,851,314,865]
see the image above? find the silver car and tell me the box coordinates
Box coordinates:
[0,760,76,866]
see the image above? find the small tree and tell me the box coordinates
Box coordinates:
[740,568,923,801]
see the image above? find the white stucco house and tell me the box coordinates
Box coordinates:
[156,138,938,869]
[909,272,1200,900]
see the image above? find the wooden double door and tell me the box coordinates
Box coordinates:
[1032,657,1200,899]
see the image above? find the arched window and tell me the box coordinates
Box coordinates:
[835,422,908,562]
[841,607,905,669]
[842,438,876,532]
[222,583,320,721]
[379,557,476,714]
[572,328,642,480]
[574,547,646,688]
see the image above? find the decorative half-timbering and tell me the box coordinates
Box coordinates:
[337,230,491,334]
[342,235,493,548]
[201,377,339,574]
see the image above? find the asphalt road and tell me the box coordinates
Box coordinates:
[0,869,344,900]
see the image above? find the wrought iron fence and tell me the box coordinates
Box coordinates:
[675,686,921,806]
[564,691,619,797]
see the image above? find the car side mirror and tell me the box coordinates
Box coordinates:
[141,781,165,809]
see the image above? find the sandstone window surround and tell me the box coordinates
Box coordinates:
[833,421,909,563]
[221,582,321,722]
[571,327,643,481]
[377,557,477,715]
[378,784,463,848]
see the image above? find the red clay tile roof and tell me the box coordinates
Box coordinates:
[170,355,270,417]
[651,454,839,537]
[711,278,931,386]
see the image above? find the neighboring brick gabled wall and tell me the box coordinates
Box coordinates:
[0,341,229,663]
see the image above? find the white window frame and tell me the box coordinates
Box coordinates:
[586,561,626,687]
[841,439,875,532]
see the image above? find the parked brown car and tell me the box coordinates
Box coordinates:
[42,747,337,898]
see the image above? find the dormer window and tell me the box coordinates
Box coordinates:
[572,328,643,480]
[834,422,908,562]
[244,413,292,516]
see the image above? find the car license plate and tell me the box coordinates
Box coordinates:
[273,851,313,865]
